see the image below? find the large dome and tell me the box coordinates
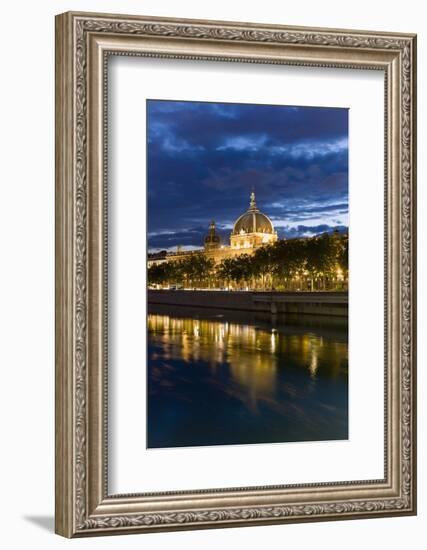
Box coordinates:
[232,193,275,235]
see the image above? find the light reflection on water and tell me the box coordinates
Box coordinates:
[147,306,348,448]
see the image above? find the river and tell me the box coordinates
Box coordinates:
[147,304,348,448]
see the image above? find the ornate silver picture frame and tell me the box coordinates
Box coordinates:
[55,11,417,537]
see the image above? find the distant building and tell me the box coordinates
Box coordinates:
[148,192,279,267]
[147,250,168,266]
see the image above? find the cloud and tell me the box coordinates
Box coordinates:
[147,100,348,249]
[148,100,348,152]
[216,135,268,152]
[276,224,348,239]
[217,135,348,161]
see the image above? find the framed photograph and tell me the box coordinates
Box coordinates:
[55,11,417,537]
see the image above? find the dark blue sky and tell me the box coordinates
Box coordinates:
[147,100,348,252]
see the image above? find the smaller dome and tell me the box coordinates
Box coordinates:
[204,220,221,249]
[204,234,221,244]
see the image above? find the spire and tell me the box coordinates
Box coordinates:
[249,191,257,210]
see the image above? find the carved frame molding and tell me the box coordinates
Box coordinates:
[55,11,416,537]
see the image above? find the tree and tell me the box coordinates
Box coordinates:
[217,258,234,288]
[252,245,275,289]
[147,262,177,286]
[270,238,306,289]
[172,253,214,288]
[149,232,349,291]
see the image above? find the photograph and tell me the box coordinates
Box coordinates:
[146,99,349,448]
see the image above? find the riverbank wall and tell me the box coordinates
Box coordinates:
[148,290,348,318]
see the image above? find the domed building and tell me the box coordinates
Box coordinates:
[230,192,278,250]
[148,192,279,267]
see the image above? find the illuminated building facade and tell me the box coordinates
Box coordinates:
[148,192,278,266]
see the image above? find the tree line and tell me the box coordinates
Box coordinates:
[148,232,348,291]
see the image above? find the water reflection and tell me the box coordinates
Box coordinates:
[147,306,348,448]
